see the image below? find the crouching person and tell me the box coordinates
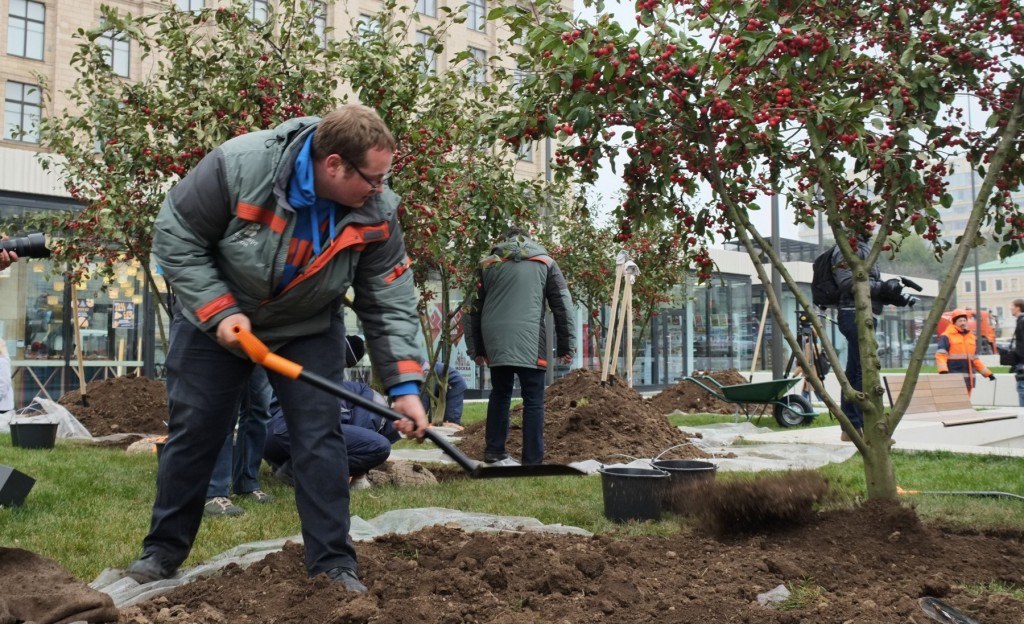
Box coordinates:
[265,381,401,490]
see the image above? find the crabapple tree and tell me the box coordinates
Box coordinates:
[497,0,1024,499]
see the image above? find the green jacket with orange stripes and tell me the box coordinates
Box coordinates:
[464,233,576,370]
[152,116,424,390]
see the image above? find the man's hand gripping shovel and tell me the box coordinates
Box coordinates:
[232,326,586,479]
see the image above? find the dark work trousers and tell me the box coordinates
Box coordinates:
[264,423,391,477]
[485,366,547,465]
[838,308,873,431]
[142,314,353,576]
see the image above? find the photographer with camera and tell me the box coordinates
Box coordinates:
[831,232,916,441]
[936,309,994,396]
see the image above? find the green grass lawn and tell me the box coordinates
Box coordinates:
[3,401,1024,581]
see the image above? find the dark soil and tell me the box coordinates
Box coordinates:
[113,496,1024,623]
[15,371,1024,623]
[647,369,772,416]
[458,369,711,464]
[58,375,169,437]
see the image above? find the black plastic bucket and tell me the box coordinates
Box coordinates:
[653,460,717,515]
[10,423,58,450]
[598,467,669,522]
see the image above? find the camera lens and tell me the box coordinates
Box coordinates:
[0,233,50,259]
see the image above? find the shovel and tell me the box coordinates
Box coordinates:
[232,326,587,479]
[919,597,981,624]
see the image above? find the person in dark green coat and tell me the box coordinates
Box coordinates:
[465,227,576,465]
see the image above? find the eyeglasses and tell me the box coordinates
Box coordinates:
[350,162,392,190]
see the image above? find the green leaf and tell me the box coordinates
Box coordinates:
[940,193,952,208]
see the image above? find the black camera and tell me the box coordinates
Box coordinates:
[1,233,50,259]
[878,277,920,308]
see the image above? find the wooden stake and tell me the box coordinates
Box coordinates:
[601,262,624,381]
[610,278,629,381]
[748,299,770,382]
[624,275,633,387]
[117,337,126,377]
[69,282,89,407]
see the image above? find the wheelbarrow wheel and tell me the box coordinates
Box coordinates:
[773,394,814,427]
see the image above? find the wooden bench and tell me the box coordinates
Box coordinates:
[883,374,1019,427]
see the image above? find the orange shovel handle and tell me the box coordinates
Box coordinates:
[231,325,303,379]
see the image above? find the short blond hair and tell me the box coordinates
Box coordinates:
[311,104,396,168]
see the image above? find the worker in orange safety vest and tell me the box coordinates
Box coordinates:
[936,309,994,395]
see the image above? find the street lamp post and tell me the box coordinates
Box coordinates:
[967,103,983,349]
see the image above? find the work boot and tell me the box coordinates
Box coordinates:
[349,474,371,490]
[483,455,520,467]
[239,489,275,503]
[125,553,175,584]
[325,567,368,593]
[840,428,864,442]
[204,496,245,517]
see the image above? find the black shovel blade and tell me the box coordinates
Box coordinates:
[918,597,981,624]
[294,368,586,479]
[470,463,588,479]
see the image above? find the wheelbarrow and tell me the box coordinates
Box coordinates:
[232,326,587,479]
[681,376,816,427]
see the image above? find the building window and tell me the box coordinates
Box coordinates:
[1012,278,1019,291]
[249,0,268,22]
[965,281,972,293]
[416,0,437,18]
[357,14,379,41]
[979,280,987,293]
[8,0,45,60]
[97,30,130,78]
[4,81,41,143]
[176,0,205,11]
[995,278,1003,292]
[415,31,437,74]
[313,1,327,47]
[467,46,487,85]
[518,142,533,162]
[467,0,486,32]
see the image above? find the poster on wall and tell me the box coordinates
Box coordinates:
[112,301,136,329]
[76,298,95,329]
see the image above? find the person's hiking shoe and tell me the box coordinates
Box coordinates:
[349,475,371,490]
[273,461,296,488]
[240,489,275,503]
[325,567,368,593]
[125,554,175,584]
[204,496,245,517]
[840,428,864,442]
[483,455,520,467]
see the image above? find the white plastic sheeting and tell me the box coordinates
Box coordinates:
[0,398,92,439]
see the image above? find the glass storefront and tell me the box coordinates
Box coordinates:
[3,260,148,408]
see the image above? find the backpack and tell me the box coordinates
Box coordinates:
[811,246,840,308]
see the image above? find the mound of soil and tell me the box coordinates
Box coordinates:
[457,369,709,464]
[112,499,1024,623]
[647,369,770,415]
[57,376,169,437]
